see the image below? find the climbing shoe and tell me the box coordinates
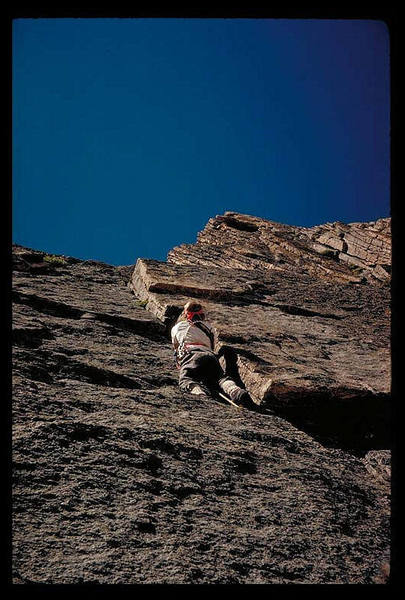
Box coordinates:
[219,378,249,404]
[189,383,210,397]
[218,378,260,409]
[238,392,260,411]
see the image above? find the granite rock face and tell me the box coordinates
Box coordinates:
[12,212,391,584]
[131,213,391,449]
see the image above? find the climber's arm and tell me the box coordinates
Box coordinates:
[171,328,180,367]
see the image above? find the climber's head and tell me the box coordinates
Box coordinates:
[184,300,205,322]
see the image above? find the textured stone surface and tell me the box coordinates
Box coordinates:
[131,213,391,449]
[12,212,391,585]
[168,213,391,284]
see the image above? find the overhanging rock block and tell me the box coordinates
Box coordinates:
[130,258,254,322]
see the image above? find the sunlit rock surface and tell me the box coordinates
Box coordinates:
[12,213,391,584]
[131,213,391,447]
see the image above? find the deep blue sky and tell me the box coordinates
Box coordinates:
[12,18,390,266]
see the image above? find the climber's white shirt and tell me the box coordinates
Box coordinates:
[171,320,216,352]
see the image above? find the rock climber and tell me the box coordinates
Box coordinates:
[171,300,254,407]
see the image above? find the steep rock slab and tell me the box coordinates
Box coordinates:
[12,241,391,584]
[129,259,253,323]
[131,258,390,394]
[130,214,390,450]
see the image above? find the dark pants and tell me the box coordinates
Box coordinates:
[178,348,235,393]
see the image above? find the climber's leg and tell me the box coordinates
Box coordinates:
[178,351,214,396]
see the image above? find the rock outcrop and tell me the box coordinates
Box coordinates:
[12,212,391,585]
[130,213,391,450]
